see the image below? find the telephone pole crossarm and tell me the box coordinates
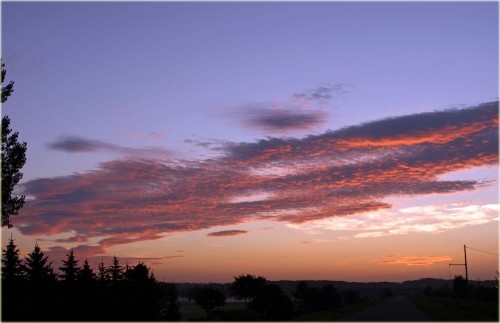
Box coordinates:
[448,244,469,282]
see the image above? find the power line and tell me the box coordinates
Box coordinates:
[467,246,499,256]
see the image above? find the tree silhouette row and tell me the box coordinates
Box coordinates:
[2,236,173,321]
[3,237,370,321]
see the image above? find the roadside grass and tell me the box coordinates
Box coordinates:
[293,298,385,321]
[410,295,499,321]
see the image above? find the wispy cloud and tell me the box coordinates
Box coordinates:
[207,230,248,237]
[288,203,499,238]
[244,107,328,132]
[226,84,353,133]
[48,135,171,158]
[293,83,354,102]
[18,101,499,256]
[376,255,453,267]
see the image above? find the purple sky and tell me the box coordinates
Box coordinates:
[1,2,498,282]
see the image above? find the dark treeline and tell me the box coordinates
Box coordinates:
[2,236,176,321]
[182,274,368,321]
[423,274,499,302]
[2,237,368,321]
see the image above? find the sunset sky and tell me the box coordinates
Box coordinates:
[1,1,498,283]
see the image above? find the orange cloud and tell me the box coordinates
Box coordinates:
[17,101,499,257]
[378,255,453,267]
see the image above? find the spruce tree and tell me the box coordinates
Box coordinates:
[79,259,96,283]
[97,259,108,282]
[24,243,57,320]
[59,249,80,282]
[108,256,124,282]
[1,235,26,321]
[77,259,97,320]
[1,235,24,282]
[24,242,56,284]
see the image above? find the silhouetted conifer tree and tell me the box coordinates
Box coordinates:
[24,243,57,320]
[97,258,108,283]
[2,235,25,281]
[106,256,128,319]
[124,262,162,320]
[24,242,56,283]
[58,249,82,319]
[108,255,124,282]
[79,259,96,282]
[77,259,98,320]
[59,249,80,282]
[1,235,26,320]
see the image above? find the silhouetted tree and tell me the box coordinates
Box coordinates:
[59,249,80,282]
[230,274,267,304]
[2,61,27,228]
[108,255,124,282]
[1,60,14,102]
[58,250,82,319]
[294,282,342,313]
[1,234,24,282]
[76,259,98,320]
[79,259,96,283]
[161,283,182,321]
[24,242,56,284]
[95,259,111,319]
[97,258,109,283]
[250,283,294,320]
[1,235,26,320]
[195,286,227,319]
[24,243,57,320]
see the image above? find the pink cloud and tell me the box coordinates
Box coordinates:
[16,101,498,258]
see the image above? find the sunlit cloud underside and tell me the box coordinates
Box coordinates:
[17,101,499,259]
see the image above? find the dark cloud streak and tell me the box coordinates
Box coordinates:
[48,135,171,158]
[207,230,249,237]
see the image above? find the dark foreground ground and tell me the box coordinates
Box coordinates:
[339,295,429,321]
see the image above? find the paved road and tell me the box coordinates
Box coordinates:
[339,295,429,321]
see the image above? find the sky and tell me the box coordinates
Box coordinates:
[1,1,498,283]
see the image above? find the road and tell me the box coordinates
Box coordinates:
[339,295,429,321]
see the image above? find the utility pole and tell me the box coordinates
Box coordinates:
[449,244,468,282]
[463,244,468,283]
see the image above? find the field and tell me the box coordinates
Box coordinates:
[410,295,499,321]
